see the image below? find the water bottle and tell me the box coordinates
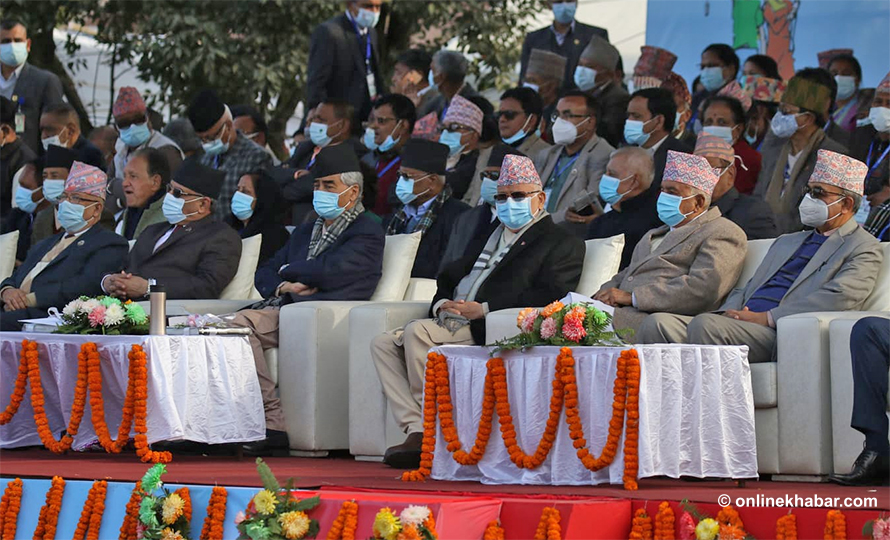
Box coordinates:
[149,284,166,335]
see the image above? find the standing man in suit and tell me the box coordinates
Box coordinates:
[0,19,64,155]
[534,90,613,236]
[0,162,127,330]
[624,87,692,191]
[102,160,241,301]
[520,1,609,93]
[371,155,584,469]
[306,1,383,126]
[595,151,747,341]
[642,150,883,364]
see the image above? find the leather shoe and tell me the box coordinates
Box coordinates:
[243,429,290,457]
[829,449,890,486]
[383,432,424,469]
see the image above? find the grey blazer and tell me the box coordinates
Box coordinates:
[11,63,64,155]
[600,207,748,338]
[720,218,883,320]
[534,134,613,236]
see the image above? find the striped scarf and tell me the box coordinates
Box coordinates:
[386,185,452,236]
[307,201,365,260]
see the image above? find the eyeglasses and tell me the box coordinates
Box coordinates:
[550,112,589,123]
[805,185,846,200]
[58,193,96,205]
[199,122,226,143]
[495,110,523,121]
[167,185,203,199]
[480,171,500,181]
[367,116,396,126]
[493,190,540,203]
[441,123,473,133]
[115,117,147,130]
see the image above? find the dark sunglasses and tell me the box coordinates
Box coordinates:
[480,171,500,181]
[495,110,523,121]
[167,185,203,199]
[493,190,540,203]
[805,185,846,200]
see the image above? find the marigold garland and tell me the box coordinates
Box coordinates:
[654,502,675,540]
[630,508,653,540]
[422,515,438,539]
[173,487,192,522]
[119,481,143,540]
[824,510,847,540]
[130,345,172,463]
[29,340,89,453]
[0,341,29,424]
[776,513,797,540]
[200,486,228,540]
[87,341,134,453]
[73,480,107,540]
[718,523,746,540]
[33,476,65,540]
[0,478,23,540]
[533,507,562,540]
[326,501,359,540]
[483,521,506,540]
[403,347,642,490]
[716,505,744,529]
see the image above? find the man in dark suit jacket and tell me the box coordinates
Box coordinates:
[102,160,241,301]
[0,19,64,155]
[372,154,584,469]
[383,139,469,279]
[305,1,383,125]
[519,1,609,92]
[39,103,106,170]
[0,162,127,330]
[232,144,385,455]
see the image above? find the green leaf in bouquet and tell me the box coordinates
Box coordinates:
[246,521,272,540]
[256,458,281,492]
[141,463,166,493]
[292,494,320,512]
[307,520,320,538]
[267,518,282,536]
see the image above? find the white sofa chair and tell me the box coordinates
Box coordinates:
[347,234,626,461]
[0,231,19,282]
[828,313,890,475]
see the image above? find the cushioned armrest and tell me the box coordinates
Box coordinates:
[403,278,438,302]
[485,308,527,344]
[136,299,255,317]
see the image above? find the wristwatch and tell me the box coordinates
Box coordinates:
[145,278,157,296]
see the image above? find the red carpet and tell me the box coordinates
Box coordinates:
[1,448,887,538]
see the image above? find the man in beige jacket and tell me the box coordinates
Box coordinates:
[594,150,748,340]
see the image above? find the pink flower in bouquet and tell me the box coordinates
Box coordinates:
[562,316,586,342]
[88,305,106,327]
[540,317,558,339]
[678,511,696,540]
[874,517,890,540]
[520,310,539,333]
[136,522,146,539]
[234,510,246,525]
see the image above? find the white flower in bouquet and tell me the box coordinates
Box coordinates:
[63,299,83,317]
[104,303,125,326]
[399,505,431,527]
[80,299,101,314]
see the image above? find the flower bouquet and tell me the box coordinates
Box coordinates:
[493,300,627,352]
[136,463,191,540]
[54,296,149,335]
[372,506,438,540]
[236,458,320,540]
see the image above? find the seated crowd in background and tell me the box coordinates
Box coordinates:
[1,6,888,482]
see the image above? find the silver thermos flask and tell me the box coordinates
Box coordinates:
[149,284,166,335]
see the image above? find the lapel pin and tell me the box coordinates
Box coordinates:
[77,240,85,246]
[574,39,580,45]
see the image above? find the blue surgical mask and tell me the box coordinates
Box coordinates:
[480,178,498,206]
[522,81,540,93]
[202,124,229,156]
[395,174,430,205]
[43,180,65,204]
[501,116,532,145]
[0,43,28,68]
[700,66,726,92]
[552,1,577,24]
[363,127,378,151]
[744,130,759,146]
[355,7,380,29]
[58,200,96,233]
[656,192,697,227]
[313,187,351,220]
[428,70,438,91]
[770,111,802,138]
[378,121,402,152]
[119,122,151,148]
[835,75,857,101]
[438,130,465,157]
[574,66,598,92]
[623,118,653,147]
[162,192,199,224]
[15,186,42,213]
[231,191,255,221]
[310,121,337,148]
[703,125,737,145]
[497,196,536,230]
[598,174,633,205]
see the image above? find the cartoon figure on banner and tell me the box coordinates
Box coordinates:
[732,0,800,80]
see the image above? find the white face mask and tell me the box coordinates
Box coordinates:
[41,127,69,151]
[551,117,588,146]
[798,193,844,228]
[868,107,890,133]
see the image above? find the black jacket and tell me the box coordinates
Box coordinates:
[651,135,694,191]
[446,150,480,201]
[439,204,500,271]
[9,63,64,155]
[71,136,107,171]
[586,188,662,270]
[594,82,631,148]
[1,208,35,263]
[849,125,889,197]
[715,187,778,240]
[383,196,470,279]
[125,217,242,300]
[520,22,610,92]
[432,215,584,345]
[0,138,36,215]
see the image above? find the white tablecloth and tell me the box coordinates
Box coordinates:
[430,345,758,485]
[0,332,265,449]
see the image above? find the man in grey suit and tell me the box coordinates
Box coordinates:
[0,19,64,155]
[595,150,747,341]
[534,90,612,236]
[642,150,884,363]
[519,0,609,93]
